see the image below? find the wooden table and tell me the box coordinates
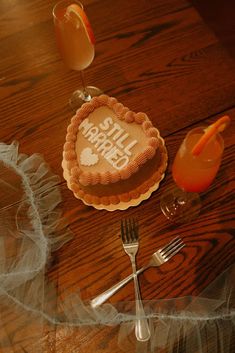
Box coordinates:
[0,0,234,352]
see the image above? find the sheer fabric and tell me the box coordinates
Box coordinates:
[0,142,234,353]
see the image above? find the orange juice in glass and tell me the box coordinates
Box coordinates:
[53,1,102,110]
[160,116,230,223]
[172,127,224,193]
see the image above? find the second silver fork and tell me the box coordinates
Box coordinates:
[121,219,150,342]
[91,237,185,308]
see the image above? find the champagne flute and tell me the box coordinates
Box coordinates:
[160,116,230,223]
[53,0,102,110]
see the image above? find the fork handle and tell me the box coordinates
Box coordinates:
[131,259,151,342]
[90,266,147,308]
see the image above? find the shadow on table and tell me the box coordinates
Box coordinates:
[190,0,235,59]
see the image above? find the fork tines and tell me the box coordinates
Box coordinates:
[121,219,139,243]
[160,237,185,260]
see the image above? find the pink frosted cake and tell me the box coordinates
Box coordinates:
[63,95,167,207]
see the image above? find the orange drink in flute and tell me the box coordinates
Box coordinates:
[161,116,230,223]
[53,1,102,110]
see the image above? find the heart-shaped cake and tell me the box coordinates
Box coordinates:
[63,95,167,207]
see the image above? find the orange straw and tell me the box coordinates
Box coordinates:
[192,115,231,156]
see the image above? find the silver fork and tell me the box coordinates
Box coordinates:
[121,219,150,342]
[90,237,185,308]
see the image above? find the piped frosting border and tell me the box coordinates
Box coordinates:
[63,94,160,186]
[63,138,167,206]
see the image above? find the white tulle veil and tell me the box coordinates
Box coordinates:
[0,141,234,353]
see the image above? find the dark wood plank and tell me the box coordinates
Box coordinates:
[191,0,235,59]
[1,0,235,166]
[0,0,234,352]
[49,108,234,303]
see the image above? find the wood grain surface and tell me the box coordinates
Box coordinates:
[0,0,234,352]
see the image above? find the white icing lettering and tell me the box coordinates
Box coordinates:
[113,156,129,170]
[97,140,113,156]
[113,128,124,141]
[105,148,124,165]
[79,118,94,134]
[116,133,129,148]
[104,146,120,159]
[99,117,113,131]
[92,132,107,147]
[107,123,122,137]
[124,140,138,156]
[79,116,140,171]
[85,126,99,141]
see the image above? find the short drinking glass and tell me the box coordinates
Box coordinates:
[160,127,224,223]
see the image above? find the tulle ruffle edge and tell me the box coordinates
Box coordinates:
[0,141,234,353]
